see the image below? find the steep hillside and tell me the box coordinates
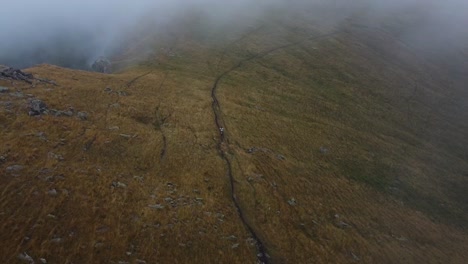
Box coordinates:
[1,6,467,264]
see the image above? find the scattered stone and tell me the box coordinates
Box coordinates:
[48,152,64,161]
[37,132,47,141]
[6,165,24,172]
[351,252,360,261]
[246,237,257,246]
[336,221,350,229]
[17,252,34,263]
[28,99,48,116]
[50,109,74,117]
[118,261,130,264]
[48,189,58,196]
[111,181,127,188]
[0,100,13,111]
[226,235,237,241]
[40,258,47,264]
[118,91,128,96]
[10,91,24,98]
[50,237,62,243]
[396,236,408,241]
[94,242,105,248]
[135,259,147,264]
[148,204,165,209]
[77,112,88,120]
[119,134,133,139]
[276,154,286,160]
[288,198,297,206]
[0,86,9,93]
[247,147,257,154]
[231,243,239,249]
[108,126,120,131]
[133,176,144,182]
[319,147,329,154]
[0,156,6,163]
[104,87,112,93]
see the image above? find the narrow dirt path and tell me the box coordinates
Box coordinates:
[210,31,338,264]
[126,71,152,88]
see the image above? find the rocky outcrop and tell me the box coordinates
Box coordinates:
[0,65,34,83]
[91,57,111,73]
[28,99,48,116]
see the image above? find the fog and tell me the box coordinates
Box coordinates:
[0,0,467,70]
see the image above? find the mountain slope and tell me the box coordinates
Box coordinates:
[1,6,468,264]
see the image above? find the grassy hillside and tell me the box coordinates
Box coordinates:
[1,6,467,264]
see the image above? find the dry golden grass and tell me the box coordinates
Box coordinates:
[1,9,468,264]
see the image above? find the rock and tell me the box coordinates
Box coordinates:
[117,91,128,96]
[28,99,48,116]
[226,235,237,241]
[276,154,286,160]
[111,181,127,188]
[91,57,111,73]
[231,243,239,249]
[0,86,9,93]
[247,147,257,153]
[135,260,147,264]
[51,237,62,243]
[104,87,112,93]
[246,237,257,246]
[77,112,88,120]
[94,242,105,248]
[133,176,144,182]
[40,258,47,263]
[119,134,132,139]
[288,198,297,206]
[319,146,329,154]
[336,221,350,228]
[48,152,64,161]
[11,91,24,98]
[108,126,120,131]
[51,110,73,117]
[1,66,34,83]
[0,156,6,163]
[6,165,24,172]
[37,132,47,141]
[48,189,58,196]
[17,252,34,263]
[148,204,164,209]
